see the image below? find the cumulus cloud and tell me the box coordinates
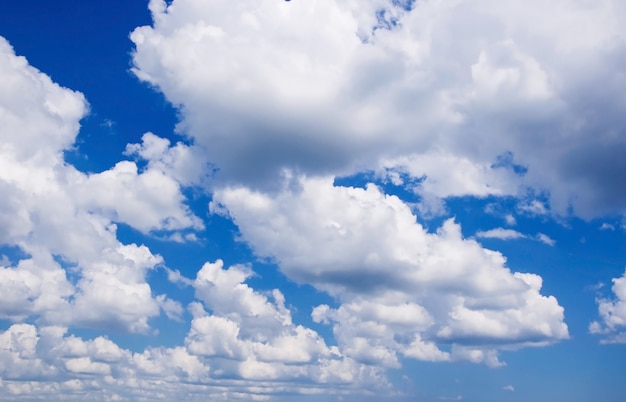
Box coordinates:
[0,257,392,400]
[0,37,199,333]
[132,0,626,218]
[3,0,625,398]
[211,176,569,366]
[590,269,626,344]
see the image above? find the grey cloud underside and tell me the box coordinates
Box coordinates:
[132,0,626,217]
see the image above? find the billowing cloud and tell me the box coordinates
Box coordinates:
[132,0,626,218]
[212,176,569,366]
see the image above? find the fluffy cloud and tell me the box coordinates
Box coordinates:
[132,0,626,218]
[183,259,388,388]
[590,269,626,344]
[212,176,569,366]
[0,37,198,333]
[0,256,391,400]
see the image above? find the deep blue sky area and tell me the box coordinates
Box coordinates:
[1,1,626,401]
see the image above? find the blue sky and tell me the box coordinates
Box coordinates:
[1,0,626,401]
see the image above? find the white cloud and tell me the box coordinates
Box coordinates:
[503,385,515,392]
[3,0,625,398]
[475,228,555,246]
[212,176,569,366]
[590,268,626,343]
[505,214,517,226]
[600,223,615,231]
[517,200,550,216]
[0,37,200,333]
[476,228,526,240]
[0,266,391,400]
[184,259,387,388]
[132,0,626,218]
[535,233,556,246]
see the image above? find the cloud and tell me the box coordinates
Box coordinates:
[535,233,556,246]
[590,268,626,344]
[475,228,555,246]
[503,385,515,392]
[476,228,526,240]
[2,0,625,398]
[0,37,200,333]
[132,0,626,218]
[0,257,393,400]
[211,176,569,366]
[600,223,616,231]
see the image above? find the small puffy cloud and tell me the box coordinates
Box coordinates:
[590,269,626,344]
[505,214,517,226]
[517,200,550,216]
[503,385,515,392]
[124,132,211,187]
[476,228,526,240]
[535,233,556,246]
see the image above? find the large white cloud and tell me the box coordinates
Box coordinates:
[211,176,569,366]
[132,0,626,218]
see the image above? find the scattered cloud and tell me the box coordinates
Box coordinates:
[505,214,517,226]
[2,0,626,399]
[590,268,626,344]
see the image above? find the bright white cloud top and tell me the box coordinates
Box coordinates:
[1,0,626,401]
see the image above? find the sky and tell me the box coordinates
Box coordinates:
[0,0,626,401]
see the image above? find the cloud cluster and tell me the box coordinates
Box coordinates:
[0,37,194,333]
[0,36,389,399]
[2,0,625,398]
[0,260,390,401]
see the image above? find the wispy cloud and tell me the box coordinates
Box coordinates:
[476,228,556,246]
